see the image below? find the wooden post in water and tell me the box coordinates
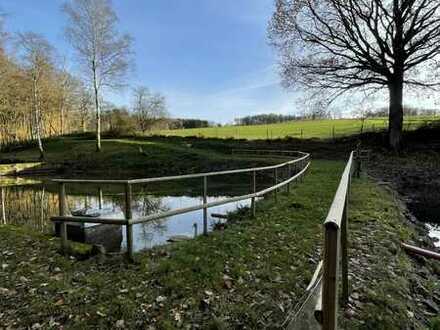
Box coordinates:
[251,170,256,217]
[1,187,5,224]
[203,176,208,235]
[98,187,103,209]
[125,182,134,261]
[193,223,198,237]
[58,183,68,254]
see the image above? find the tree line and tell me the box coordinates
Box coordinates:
[0,0,169,156]
[234,112,332,126]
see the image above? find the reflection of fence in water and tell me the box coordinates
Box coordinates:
[51,150,311,261]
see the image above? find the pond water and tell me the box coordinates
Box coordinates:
[407,201,440,248]
[427,224,440,248]
[0,176,265,253]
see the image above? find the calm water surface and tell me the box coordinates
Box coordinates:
[0,176,258,252]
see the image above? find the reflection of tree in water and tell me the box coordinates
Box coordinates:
[0,184,58,232]
[136,190,170,247]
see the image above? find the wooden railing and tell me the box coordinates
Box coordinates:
[313,151,358,330]
[51,150,311,260]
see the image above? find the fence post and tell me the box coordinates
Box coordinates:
[355,150,362,178]
[322,223,340,330]
[251,171,256,217]
[1,187,5,224]
[287,163,291,193]
[341,199,349,305]
[98,187,103,209]
[125,182,134,261]
[203,176,208,235]
[274,168,278,201]
[58,182,68,254]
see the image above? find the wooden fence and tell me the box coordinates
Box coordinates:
[313,151,359,330]
[51,150,311,260]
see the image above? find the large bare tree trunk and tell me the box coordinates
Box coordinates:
[93,65,101,152]
[388,78,404,152]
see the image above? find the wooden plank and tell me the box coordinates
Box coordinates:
[322,224,340,330]
[401,242,440,261]
[307,260,323,292]
[128,162,311,225]
[251,170,256,217]
[125,183,134,261]
[1,187,5,224]
[203,176,208,235]
[324,152,354,228]
[341,200,349,305]
[211,213,229,219]
[52,216,128,225]
[315,284,323,324]
[58,183,68,254]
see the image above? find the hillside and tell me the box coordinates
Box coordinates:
[159,117,437,140]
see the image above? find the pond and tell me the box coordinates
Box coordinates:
[0,176,270,253]
[407,201,440,248]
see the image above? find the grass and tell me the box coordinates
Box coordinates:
[342,178,440,329]
[0,136,282,179]
[159,116,438,140]
[1,157,437,328]
[0,159,345,329]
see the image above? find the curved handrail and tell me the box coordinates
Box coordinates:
[51,150,311,225]
[128,161,310,225]
[51,149,312,260]
[51,151,309,185]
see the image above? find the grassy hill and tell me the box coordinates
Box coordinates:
[159,117,438,140]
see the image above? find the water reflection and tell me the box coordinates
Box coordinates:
[0,178,251,252]
[427,224,440,247]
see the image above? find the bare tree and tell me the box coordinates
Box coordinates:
[149,93,168,120]
[132,86,151,133]
[56,60,74,135]
[269,0,440,151]
[132,86,168,132]
[17,32,54,159]
[63,0,132,151]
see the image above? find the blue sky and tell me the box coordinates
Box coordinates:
[2,0,299,123]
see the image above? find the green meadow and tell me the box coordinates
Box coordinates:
[159,116,438,140]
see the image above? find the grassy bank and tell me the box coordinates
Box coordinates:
[159,117,437,140]
[342,179,440,329]
[0,137,284,179]
[0,159,343,329]
[1,158,438,328]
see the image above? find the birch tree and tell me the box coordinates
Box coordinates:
[17,32,54,159]
[63,0,132,151]
[269,0,440,151]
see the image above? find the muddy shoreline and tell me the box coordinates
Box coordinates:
[366,150,440,249]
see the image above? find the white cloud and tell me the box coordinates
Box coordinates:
[163,65,300,123]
